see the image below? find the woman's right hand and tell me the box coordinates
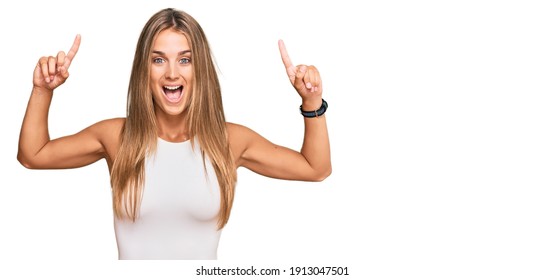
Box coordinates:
[33,34,81,92]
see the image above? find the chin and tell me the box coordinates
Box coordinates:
[166,100,190,116]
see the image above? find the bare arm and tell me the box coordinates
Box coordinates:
[17,35,111,169]
[230,40,331,182]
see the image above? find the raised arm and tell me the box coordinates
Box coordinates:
[230,40,331,182]
[17,35,115,169]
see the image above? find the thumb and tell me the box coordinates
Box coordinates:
[59,66,69,79]
[294,65,307,91]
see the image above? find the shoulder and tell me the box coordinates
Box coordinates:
[226,122,260,144]
[226,122,252,137]
[88,118,125,139]
[226,122,273,165]
[90,118,125,163]
[92,117,125,130]
[226,122,257,163]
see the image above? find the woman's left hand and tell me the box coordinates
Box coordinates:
[279,40,323,110]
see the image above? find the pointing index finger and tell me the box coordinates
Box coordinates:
[278,39,294,71]
[64,34,81,69]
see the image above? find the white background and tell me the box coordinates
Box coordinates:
[1,0,543,279]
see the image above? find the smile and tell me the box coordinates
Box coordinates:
[162,85,184,103]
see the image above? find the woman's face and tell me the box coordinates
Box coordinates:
[150,28,193,117]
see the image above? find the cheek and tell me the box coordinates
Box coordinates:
[150,70,161,84]
[181,66,193,81]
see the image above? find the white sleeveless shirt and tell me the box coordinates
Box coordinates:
[113,138,222,260]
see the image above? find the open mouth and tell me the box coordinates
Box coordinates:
[162,85,184,103]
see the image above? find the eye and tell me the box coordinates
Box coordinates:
[153,57,165,64]
[179,58,191,64]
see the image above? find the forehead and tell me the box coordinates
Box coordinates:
[152,28,190,50]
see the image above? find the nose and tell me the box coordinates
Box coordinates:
[166,63,179,80]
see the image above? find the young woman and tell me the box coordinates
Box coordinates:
[17,8,330,260]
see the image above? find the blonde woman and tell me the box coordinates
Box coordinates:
[17,8,330,260]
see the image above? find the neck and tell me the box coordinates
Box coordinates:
[154,107,190,143]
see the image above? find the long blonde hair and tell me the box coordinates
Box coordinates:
[110,8,236,229]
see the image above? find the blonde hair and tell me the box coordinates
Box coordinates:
[110,8,236,229]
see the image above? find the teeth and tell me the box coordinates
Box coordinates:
[164,85,181,90]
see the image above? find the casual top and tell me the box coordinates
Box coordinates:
[114,138,222,260]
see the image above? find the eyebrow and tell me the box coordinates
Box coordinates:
[152,50,191,55]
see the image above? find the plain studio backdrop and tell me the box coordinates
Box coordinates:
[1,0,543,279]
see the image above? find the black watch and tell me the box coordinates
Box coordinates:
[300,99,328,118]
